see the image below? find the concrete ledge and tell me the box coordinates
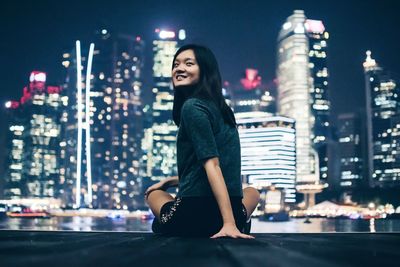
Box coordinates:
[1,230,399,267]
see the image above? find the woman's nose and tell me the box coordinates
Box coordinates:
[175,64,185,72]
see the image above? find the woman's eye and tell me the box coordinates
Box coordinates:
[186,62,193,66]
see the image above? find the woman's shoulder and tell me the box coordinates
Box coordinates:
[182,97,213,112]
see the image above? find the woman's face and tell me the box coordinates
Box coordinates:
[172,49,200,87]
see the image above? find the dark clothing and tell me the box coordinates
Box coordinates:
[152,196,248,237]
[176,98,242,197]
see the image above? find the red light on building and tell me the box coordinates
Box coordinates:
[47,86,61,94]
[240,68,262,90]
[20,87,31,104]
[29,71,46,82]
[29,71,46,92]
[5,101,19,109]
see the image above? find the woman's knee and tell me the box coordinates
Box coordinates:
[146,189,168,205]
[243,187,260,202]
[145,190,174,218]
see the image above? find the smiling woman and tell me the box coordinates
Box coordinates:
[145,44,260,238]
[172,49,200,86]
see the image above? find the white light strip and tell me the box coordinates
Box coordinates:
[242,155,295,161]
[242,165,296,171]
[240,137,295,143]
[242,160,295,166]
[238,127,295,134]
[242,170,296,175]
[241,141,295,148]
[85,43,95,206]
[75,40,82,208]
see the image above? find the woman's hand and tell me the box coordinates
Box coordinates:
[144,176,179,200]
[210,222,254,239]
[144,181,167,199]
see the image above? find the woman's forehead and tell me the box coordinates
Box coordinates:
[176,49,195,60]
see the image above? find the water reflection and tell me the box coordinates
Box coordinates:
[0,216,153,232]
[1,217,399,233]
[369,218,376,233]
[251,218,400,233]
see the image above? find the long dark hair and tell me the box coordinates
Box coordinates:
[172,44,236,127]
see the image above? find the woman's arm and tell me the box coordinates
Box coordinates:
[204,157,253,239]
[163,176,179,188]
[144,176,179,199]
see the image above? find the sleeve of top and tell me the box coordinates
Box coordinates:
[181,100,219,162]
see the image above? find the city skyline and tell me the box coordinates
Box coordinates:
[1,1,400,207]
[1,1,399,119]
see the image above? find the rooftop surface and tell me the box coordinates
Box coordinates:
[1,230,399,267]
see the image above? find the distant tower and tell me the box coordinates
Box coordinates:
[363,51,400,188]
[61,30,145,209]
[337,113,364,189]
[4,72,62,199]
[277,10,330,207]
[148,28,185,181]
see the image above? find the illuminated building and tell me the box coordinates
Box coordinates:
[277,10,329,207]
[61,30,145,209]
[231,69,275,114]
[147,29,185,181]
[307,19,330,184]
[236,113,296,203]
[4,72,62,199]
[363,51,400,188]
[338,113,364,189]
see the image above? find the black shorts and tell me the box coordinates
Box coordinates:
[152,196,248,237]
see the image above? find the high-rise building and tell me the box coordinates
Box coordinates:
[307,19,330,183]
[230,69,275,114]
[277,10,329,206]
[147,29,185,181]
[236,113,296,204]
[61,30,145,209]
[337,113,364,189]
[4,71,62,199]
[363,51,400,188]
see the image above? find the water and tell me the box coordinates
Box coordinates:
[1,216,400,233]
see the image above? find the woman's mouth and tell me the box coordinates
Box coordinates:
[176,75,187,81]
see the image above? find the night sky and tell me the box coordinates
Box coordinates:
[0,0,400,164]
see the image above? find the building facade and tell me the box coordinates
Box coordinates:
[61,30,145,209]
[146,29,185,182]
[337,113,364,189]
[4,71,62,199]
[277,10,330,206]
[363,51,400,188]
[236,113,296,203]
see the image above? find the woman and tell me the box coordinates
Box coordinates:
[145,44,260,238]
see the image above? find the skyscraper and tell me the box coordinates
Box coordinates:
[61,30,145,209]
[4,71,62,199]
[363,51,400,188]
[338,113,364,189]
[307,19,330,183]
[277,10,329,206]
[147,29,185,181]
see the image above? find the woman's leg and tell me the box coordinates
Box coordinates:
[242,187,260,219]
[145,190,174,218]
